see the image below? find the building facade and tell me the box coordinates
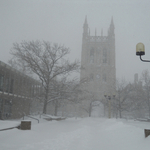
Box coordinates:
[0,61,41,119]
[80,17,116,101]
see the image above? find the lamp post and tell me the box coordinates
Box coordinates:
[136,43,150,137]
[136,43,150,62]
[108,96,111,118]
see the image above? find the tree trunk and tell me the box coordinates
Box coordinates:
[119,110,122,118]
[43,100,47,114]
[43,89,48,114]
[54,100,58,116]
[115,110,118,119]
[43,98,48,114]
[89,103,92,117]
[103,105,106,117]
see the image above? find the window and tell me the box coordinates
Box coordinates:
[90,48,94,64]
[10,79,14,94]
[0,74,4,91]
[5,78,10,93]
[97,47,100,54]
[0,98,2,111]
[103,48,107,63]
[4,99,12,118]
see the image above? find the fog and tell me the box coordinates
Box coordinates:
[0,0,150,82]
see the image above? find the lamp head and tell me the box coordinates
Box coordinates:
[136,43,145,56]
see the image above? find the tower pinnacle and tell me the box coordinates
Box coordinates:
[108,16,115,37]
[85,15,87,24]
[83,16,88,38]
[110,16,114,28]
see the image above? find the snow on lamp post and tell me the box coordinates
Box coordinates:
[136,43,150,62]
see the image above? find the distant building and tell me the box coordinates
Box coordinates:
[0,61,41,119]
[80,17,116,102]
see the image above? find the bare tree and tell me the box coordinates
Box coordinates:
[115,79,132,118]
[48,77,81,116]
[129,81,146,118]
[80,92,93,117]
[141,70,150,118]
[10,40,80,114]
[79,90,100,117]
[8,58,33,77]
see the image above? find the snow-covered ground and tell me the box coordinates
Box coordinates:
[0,116,150,150]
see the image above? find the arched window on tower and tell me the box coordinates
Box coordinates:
[90,48,94,64]
[103,48,107,63]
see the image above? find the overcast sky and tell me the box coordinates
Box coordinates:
[0,0,150,82]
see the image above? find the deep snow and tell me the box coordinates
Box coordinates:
[0,116,150,150]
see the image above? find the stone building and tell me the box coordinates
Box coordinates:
[80,17,116,102]
[0,61,41,119]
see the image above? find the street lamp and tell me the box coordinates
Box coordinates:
[136,43,150,137]
[136,43,150,62]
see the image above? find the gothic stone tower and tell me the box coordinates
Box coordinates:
[80,17,116,101]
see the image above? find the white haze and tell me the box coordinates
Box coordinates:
[0,0,150,82]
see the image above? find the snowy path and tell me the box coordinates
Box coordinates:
[0,118,150,150]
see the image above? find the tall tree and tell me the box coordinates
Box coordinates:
[8,58,33,77]
[115,79,132,118]
[79,90,100,117]
[141,70,150,118]
[129,81,145,118]
[48,77,81,116]
[10,40,80,114]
